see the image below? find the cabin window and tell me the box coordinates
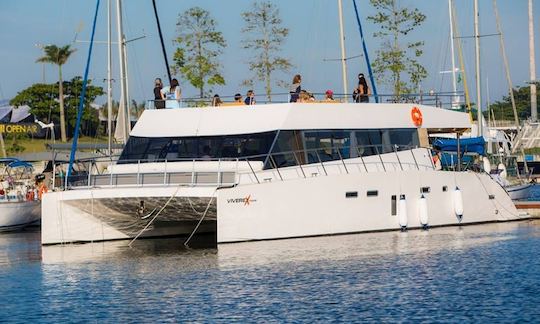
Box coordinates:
[119,132,277,163]
[367,190,378,197]
[345,191,358,198]
[303,130,352,163]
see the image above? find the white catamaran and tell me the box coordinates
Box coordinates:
[41,102,527,245]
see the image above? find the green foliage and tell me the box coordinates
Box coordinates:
[36,44,76,142]
[173,7,227,98]
[4,133,28,155]
[10,77,104,137]
[368,0,427,96]
[488,82,539,122]
[241,1,292,102]
[36,44,76,66]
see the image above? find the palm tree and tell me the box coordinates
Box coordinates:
[36,44,76,142]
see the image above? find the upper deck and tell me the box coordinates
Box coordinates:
[132,102,471,138]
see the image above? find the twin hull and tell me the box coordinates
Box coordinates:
[41,170,522,245]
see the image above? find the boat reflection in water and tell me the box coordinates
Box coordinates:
[40,220,537,267]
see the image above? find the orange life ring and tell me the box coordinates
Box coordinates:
[411,107,423,126]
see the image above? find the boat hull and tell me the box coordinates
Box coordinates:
[506,183,534,201]
[217,170,525,243]
[42,169,526,245]
[41,186,217,244]
[0,200,41,232]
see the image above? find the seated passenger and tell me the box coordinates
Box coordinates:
[212,94,222,107]
[234,93,244,104]
[244,90,256,105]
[297,90,310,103]
[324,90,335,101]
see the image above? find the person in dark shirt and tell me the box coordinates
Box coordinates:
[289,74,302,102]
[153,78,165,109]
[352,73,370,103]
[244,90,256,105]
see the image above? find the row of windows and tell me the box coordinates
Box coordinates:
[119,129,420,167]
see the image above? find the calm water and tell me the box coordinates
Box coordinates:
[1,221,540,322]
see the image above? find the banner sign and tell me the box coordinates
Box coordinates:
[0,123,39,134]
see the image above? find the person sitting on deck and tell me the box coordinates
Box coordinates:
[324,90,335,101]
[234,93,244,104]
[212,94,222,107]
[244,90,256,105]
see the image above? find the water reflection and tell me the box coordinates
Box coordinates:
[0,220,539,322]
[36,220,539,268]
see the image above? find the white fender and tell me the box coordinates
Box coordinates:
[498,163,507,179]
[398,195,408,229]
[453,187,464,221]
[482,157,491,173]
[418,195,429,227]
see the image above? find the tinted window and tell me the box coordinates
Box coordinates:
[119,131,277,163]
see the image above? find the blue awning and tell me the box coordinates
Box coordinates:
[0,158,33,169]
[432,137,485,156]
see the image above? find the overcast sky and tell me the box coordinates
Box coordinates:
[0,0,538,108]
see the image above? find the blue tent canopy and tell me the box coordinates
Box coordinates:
[432,137,486,156]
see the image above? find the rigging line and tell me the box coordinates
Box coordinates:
[152,0,172,84]
[66,0,101,185]
[451,2,473,122]
[128,184,183,247]
[352,0,378,102]
[122,8,146,108]
[184,188,218,247]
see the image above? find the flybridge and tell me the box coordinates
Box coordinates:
[130,103,471,138]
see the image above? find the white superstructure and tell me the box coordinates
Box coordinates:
[41,103,526,245]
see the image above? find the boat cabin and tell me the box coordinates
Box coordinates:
[119,103,470,168]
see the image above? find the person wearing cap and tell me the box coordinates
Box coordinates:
[324,90,335,101]
[234,93,244,104]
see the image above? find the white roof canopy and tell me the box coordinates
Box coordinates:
[131,103,471,138]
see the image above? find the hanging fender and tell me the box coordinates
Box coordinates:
[418,195,429,228]
[453,187,464,221]
[398,195,408,230]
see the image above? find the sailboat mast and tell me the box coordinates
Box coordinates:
[474,0,483,136]
[529,0,537,121]
[116,0,129,143]
[492,0,519,129]
[448,0,458,108]
[337,0,349,102]
[107,0,113,156]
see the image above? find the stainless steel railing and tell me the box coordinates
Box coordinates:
[60,144,435,190]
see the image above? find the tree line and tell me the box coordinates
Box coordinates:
[13,0,532,144]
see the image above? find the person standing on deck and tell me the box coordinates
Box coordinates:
[352,73,371,103]
[161,78,181,108]
[289,74,302,102]
[153,78,165,109]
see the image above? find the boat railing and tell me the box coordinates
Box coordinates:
[60,144,436,190]
[145,91,466,110]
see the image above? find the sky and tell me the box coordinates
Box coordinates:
[0,0,539,109]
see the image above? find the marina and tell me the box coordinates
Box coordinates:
[0,0,539,321]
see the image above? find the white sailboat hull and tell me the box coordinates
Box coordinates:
[0,200,41,231]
